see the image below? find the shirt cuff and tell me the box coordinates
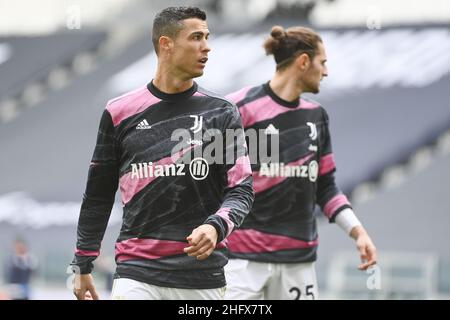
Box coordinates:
[335,208,362,235]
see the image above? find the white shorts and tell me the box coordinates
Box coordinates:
[111,278,226,300]
[225,259,318,300]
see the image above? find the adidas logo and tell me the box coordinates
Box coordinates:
[136,119,151,130]
[264,124,279,135]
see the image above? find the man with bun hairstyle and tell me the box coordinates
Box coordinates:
[225,26,377,300]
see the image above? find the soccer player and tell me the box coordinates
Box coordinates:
[225,26,377,300]
[70,7,254,300]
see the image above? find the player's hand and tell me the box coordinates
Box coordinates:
[350,226,377,270]
[73,274,99,300]
[184,224,218,260]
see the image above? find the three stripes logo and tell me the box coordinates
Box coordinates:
[189,157,209,180]
[136,119,152,130]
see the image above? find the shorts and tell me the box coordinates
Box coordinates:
[111,278,226,300]
[224,259,318,300]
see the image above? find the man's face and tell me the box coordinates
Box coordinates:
[169,18,210,80]
[15,242,27,255]
[301,42,328,94]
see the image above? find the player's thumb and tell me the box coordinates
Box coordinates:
[89,286,100,300]
[187,227,200,243]
[359,244,367,261]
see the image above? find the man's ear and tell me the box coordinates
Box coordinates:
[158,36,173,53]
[295,53,310,71]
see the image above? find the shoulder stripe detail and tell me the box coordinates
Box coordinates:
[240,97,320,128]
[106,86,161,127]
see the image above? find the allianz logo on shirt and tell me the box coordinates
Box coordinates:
[130,157,209,181]
[259,161,319,182]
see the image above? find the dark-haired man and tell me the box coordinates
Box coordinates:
[71,6,253,300]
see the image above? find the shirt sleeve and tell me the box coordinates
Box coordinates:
[316,109,352,222]
[203,104,254,243]
[71,109,119,274]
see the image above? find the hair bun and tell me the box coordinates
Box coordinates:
[270,26,285,39]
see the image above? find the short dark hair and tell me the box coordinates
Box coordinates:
[264,25,322,71]
[152,6,207,54]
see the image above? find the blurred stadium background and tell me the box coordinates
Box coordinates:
[0,0,449,299]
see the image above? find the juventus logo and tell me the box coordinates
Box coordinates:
[189,157,209,180]
[307,122,317,141]
[190,115,203,133]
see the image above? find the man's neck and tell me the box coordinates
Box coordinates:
[269,71,303,102]
[153,64,194,94]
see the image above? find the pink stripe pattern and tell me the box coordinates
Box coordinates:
[227,155,252,188]
[323,194,351,219]
[253,153,314,194]
[75,249,100,257]
[319,153,336,176]
[228,229,318,253]
[239,97,319,128]
[215,207,234,237]
[226,86,252,104]
[106,86,161,127]
[115,238,226,262]
[119,146,194,205]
